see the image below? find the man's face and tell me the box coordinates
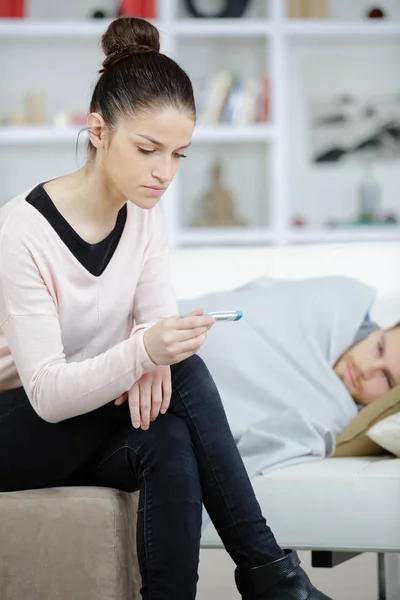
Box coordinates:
[334,327,400,406]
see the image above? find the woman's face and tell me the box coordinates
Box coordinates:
[101,106,194,209]
[334,328,400,405]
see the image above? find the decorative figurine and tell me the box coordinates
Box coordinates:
[192,161,247,227]
[367,7,386,18]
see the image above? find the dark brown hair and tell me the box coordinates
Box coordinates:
[88,17,196,155]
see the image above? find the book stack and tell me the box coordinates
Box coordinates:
[195,71,270,125]
[0,0,24,17]
[119,0,155,19]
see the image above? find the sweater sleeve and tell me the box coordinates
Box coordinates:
[132,206,179,326]
[0,229,157,423]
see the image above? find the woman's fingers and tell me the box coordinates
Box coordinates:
[128,383,141,429]
[138,373,152,430]
[114,391,128,406]
[160,368,172,415]
[187,307,204,316]
[173,332,208,363]
[150,371,163,422]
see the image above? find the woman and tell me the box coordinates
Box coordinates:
[0,16,332,600]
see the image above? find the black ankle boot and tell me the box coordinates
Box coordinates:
[235,550,333,599]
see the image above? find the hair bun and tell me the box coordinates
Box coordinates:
[101,16,160,58]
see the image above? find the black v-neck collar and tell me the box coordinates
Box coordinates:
[26,183,127,277]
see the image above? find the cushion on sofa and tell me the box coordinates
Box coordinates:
[367,412,400,457]
[334,385,400,457]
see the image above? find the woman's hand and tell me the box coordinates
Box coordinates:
[115,365,172,430]
[143,308,215,366]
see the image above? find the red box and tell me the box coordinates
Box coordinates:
[0,0,25,18]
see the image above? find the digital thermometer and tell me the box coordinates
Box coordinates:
[202,310,243,322]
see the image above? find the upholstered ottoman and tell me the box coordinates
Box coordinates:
[0,487,141,600]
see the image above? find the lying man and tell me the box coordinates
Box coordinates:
[178,275,400,478]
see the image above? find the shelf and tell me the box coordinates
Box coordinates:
[0,19,400,39]
[1,17,399,40]
[0,18,271,39]
[193,124,275,143]
[178,227,274,246]
[285,20,400,38]
[0,18,117,38]
[173,19,272,37]
[0,124,275,146]
[289,226,400,244]
[0,125,83,145]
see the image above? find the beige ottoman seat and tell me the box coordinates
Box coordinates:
[0,487,141,600]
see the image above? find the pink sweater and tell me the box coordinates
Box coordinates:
[0,189,178,422]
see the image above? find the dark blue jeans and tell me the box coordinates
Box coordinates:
[0,354,283,599]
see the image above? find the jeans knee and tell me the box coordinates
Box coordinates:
[171,354,215,391]
[139,413,196,466]
[136,413,201,498]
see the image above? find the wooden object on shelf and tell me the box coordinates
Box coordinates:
[288,0,306,19]
[7,91,46,125]
[289,0,327,19]
[304,0,326,19]
[192,161,247,228]
[24,92,46,125]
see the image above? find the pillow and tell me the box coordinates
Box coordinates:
[333,385,400,457]
[366,413,400,457]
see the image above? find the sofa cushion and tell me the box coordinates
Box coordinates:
[201,456,400,552]
[334,385,400,457]
[367,412,400,457]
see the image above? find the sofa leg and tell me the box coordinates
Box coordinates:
[378,553,386,600]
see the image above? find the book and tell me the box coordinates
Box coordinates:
[142,0,155,18]
[236,78,259,125]
[119,0,144,17]
[200,71,235,124]
[0,0,24,17]
[256,77,270,123]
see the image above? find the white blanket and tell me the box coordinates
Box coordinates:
[178,276,376,477]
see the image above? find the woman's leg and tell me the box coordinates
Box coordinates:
[166,354,283,569]
[78,412,203,600]
[0,386,123,492]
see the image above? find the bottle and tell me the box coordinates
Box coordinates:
[358,162,381,222]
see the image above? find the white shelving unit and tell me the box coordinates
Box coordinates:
[0,0,399,246]
[0,123,275,145]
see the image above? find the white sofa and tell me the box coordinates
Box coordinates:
[170,241,400,598]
